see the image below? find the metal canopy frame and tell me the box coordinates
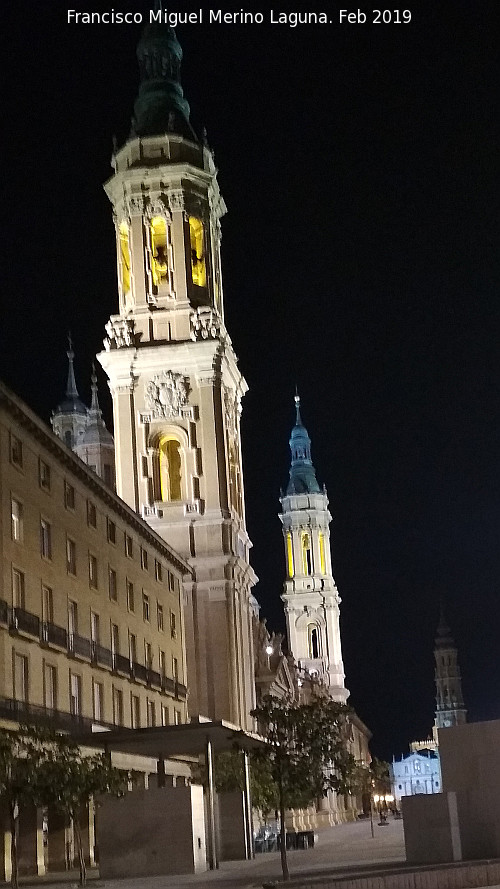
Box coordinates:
[76,719,266,869]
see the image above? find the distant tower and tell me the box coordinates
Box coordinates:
[434,607,467,729]
[279,395,348,702]
[51,337,88,449]
[97,20,257,728]
[74,365,115,488]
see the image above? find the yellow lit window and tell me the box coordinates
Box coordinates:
[301,532,312,576]
[159,436,182,501]
[189,217,206,287]
[319,533,326,575]
[151,216,169,287]
[286,532,294,578]
[119,222,131,294]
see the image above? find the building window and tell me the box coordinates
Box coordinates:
[172,656,178,681]
[64,482,75,510]
[173,709,181,725]
[44,663,57,711]
[42,585,53,624]
[14,653,29,703]
[39,459,51,491]
[319,533,326,575]
[93,680,104,723]
[124,533,133,558]
[88,554,98,589]
[150,215,169,289]
[109,568,117,602]
[286,532,294,578]
[308,625,320,659]
[145,641,153,671]
[119,220,131,294]
[142,593,150,623]
[189,216,206,287]
[68,600,78,640]
[107,518,116,544]
[301,532,312,576]
[159,436,182,502]
[112,687,124,726]
[66,537,76,575]
[131,694,140,728]
[146,699,156,727]
[168,572,175,592]
[157,603,164,632]
[111,624,119,661]
[126,580,135,612]
[159,649,166,679]
[11,498,23,542]
[128,632,137,667]
[10,434,23,468]
[12,568,25,609]
[40,519,52,560]
[155,559,163,582]
[170,610,177,639]
[70,672,82,716]
[141,547,149,571]
[90,611,100,647]
[87,500,97,528]
[161,704,169,726]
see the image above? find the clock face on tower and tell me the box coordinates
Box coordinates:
[443,718,452,727]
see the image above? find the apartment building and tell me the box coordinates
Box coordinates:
[0,380,190,736]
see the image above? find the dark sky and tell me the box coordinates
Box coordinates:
[2,0,499,758]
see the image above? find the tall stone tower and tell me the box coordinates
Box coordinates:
[434,608,467,729]
[280,396,348,703]
[98,21,257,729]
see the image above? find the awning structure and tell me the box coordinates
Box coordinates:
[76,719,267,869]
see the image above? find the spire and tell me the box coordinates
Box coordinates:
[89,363,102,418]
[435,602,454,649]
[286,393,321,495]
[54,335,87,416]
[66,333,79,399]
[129,9,197,142]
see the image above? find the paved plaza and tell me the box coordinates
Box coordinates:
[23,818,406,889]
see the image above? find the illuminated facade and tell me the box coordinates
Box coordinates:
[98,22,257,728]
[280,396,348,703]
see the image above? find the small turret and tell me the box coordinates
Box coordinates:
[51,336,88,449]
[74,365,115,488]
[286,394,321,495]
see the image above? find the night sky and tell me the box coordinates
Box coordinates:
[2,0,499,758]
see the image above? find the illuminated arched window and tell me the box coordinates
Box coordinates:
[159,436,182,502]
[301,532,312,576]
[308,625,320,659]
[319,533,326,575]
[286,532,294,578]
[151,216,169,288]
[189,217,207,287]
[119,221,131,294]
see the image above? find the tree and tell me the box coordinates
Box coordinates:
[35,734,127,887]
[193,749,279,824]
[0,725,61,889]
[251,695,356,882]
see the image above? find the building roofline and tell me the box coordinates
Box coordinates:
[0,379,192,577]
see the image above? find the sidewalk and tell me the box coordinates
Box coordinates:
[20,818,406,889]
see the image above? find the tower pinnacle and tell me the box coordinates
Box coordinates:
[130,15,197,141]
[287,395,321,495]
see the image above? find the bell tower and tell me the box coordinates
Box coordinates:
[434,608,467,730]
[280,396,348,702]
[98,19,257,729]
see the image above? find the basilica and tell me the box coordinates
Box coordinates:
[0,15,370,879]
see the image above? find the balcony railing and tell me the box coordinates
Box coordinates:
[0,599,185,702]
[0,696,116,734]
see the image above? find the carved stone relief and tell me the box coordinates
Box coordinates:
[145,370,189,419]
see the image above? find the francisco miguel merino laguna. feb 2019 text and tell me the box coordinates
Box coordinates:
[67,9,354,26]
